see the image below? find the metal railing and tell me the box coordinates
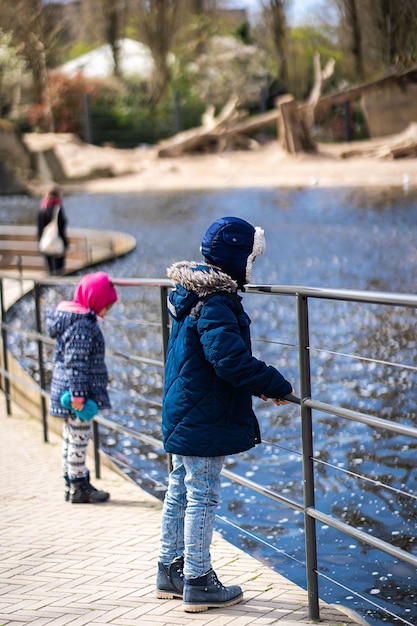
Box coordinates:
[1,274,417,625]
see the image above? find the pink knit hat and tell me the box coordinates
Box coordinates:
[73,272,118,315]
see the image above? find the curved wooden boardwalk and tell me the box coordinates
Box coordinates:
[0,225,136,310]
[0,224,136,274]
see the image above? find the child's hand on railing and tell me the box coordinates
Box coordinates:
[260,391,299,405]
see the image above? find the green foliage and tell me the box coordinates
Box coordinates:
[233,21,252,44]
[66,41,98,62]
[287,25,344,100]
[173,88,205,137]
[0,29,24,75]
[170,62,206,125]
[0,118,16,132]
[89,79,206,148]
[18,67,206,147]
[90,87,171,147]
[0,28,27,114]
[350,104,368,139]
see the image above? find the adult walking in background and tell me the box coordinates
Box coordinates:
[38,186,68,275]
[156,216,295,612]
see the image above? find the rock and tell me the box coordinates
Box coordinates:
[23,132,136,181]
[31,148,67,184]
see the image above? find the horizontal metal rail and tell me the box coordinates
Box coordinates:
[308,508,417,568]
[1,322,55,346]
[0,365,50,399]
[221,467,303,513]
[247,283,417,308]
[95,415,162,450]
[304,398,417,439]
[108,350,164,368]
[96,414,304,513]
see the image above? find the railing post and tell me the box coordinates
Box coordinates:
[34,282,48,443]
[296,293,320,621]
[159,285,172,474]
[92,419,101,479]
[0,278,11,414]
[160,285,170,363]
[17,256,23,292]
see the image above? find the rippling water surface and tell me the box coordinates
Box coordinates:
[3,185,417,626]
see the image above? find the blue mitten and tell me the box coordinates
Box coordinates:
[60,390,98,422]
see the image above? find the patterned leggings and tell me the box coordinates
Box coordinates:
[62,417,92,479]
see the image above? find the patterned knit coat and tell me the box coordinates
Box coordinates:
[46,308,111,417]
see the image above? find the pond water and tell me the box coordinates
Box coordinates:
[3,186,417,626]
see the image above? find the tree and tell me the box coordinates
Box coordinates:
[333,0,417,78]
[334,0,364,80]
[187,35,268,109]
[130,0,188,105]
[280,23,342,101]
[260,0,290,93]
[77,0,130,77]
[0,0,65,130]
[371,0,417,70]
[0,30,27,116]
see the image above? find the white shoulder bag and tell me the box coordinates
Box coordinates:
[39,207,65,255]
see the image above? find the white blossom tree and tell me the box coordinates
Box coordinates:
[0,29,27,116]
[188,35,268,109]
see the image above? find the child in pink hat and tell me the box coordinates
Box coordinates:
[47,272,118,503]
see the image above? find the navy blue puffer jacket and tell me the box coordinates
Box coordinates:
[162,261,292,457]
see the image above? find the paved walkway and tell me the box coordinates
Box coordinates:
[0,398,368,626]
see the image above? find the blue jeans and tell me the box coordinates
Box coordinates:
[159,454,224,579]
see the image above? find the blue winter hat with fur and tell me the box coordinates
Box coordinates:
[201,216,265,288]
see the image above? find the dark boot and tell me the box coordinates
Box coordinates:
[183,569,243,613]
[69,474,110,504]
[156,556,184,599]
[85,470,110,502]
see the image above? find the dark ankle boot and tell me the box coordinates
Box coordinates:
[85,470,110,502]
[69,474,110,504]
[156,556,184,599]
[183,569,243,612]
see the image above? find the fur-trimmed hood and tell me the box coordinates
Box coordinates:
[168,260,238,296]
[167,260,238,321]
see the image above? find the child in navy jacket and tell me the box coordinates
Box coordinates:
[157,217,295,612]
